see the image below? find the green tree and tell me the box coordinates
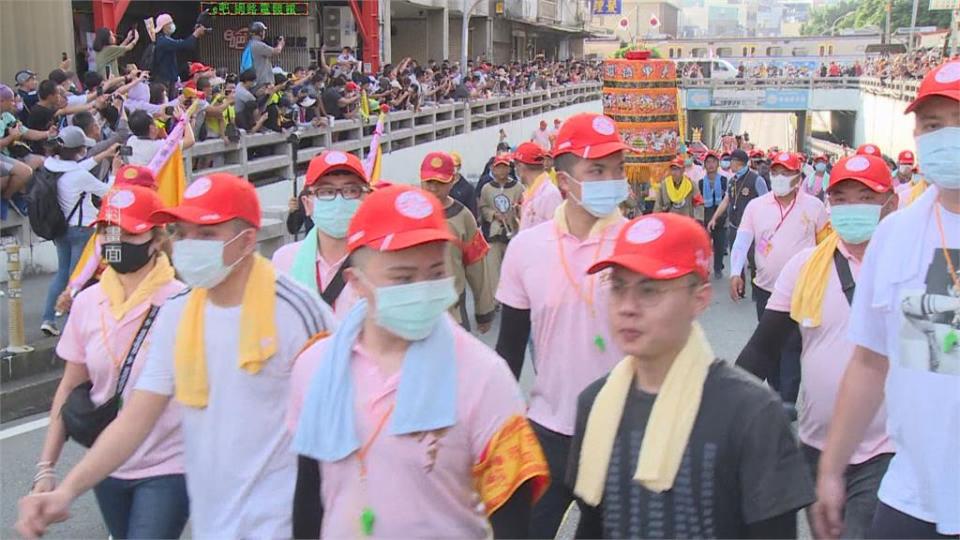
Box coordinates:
[802,0,952,36]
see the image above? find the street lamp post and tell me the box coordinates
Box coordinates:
[461,0,486,75]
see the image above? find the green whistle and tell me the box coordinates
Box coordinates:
[943,329,958,354]
[594,335,606,352]
[361,507,375,536]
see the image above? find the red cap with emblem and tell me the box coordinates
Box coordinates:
[856,143,882,157]
[115,164,157,189]
[306,151,368,186]
[347,185,454,253]
[552,113,632,159]
[588,213,712,281]
[904,59,960,114]
[94,185,165,234]
[827,154,893,193]
[492,153,513,167]
[513,142,546,165]
[897,150,915,165]
[420,151,456,183]
[151,173,261,228]
[669,155,686,168]
[189,62,213,76]
[813,154,830,163]
[771,151,803,172]
[703,151,720,162]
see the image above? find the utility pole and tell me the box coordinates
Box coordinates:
[908,0,920,51]
[883,0,892,45]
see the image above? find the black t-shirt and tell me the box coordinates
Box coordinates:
[566,361,815,539]
[321,87,344,119]
[26,104,55,131]
[17,90,39,122]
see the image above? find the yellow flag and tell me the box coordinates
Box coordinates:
[156,146,186,207]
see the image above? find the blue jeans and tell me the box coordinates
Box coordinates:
[93,473,189,539]
[41,226,93,322]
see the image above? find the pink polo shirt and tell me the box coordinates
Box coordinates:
[497,206,626,435]
[520,174,563,231]
[287,318,537,538]
[56,279,185,480]
[271,239,359,315]
[766,244,893,463]
[739,191,828,292]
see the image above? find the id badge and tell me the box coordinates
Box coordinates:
[757,234,773,255]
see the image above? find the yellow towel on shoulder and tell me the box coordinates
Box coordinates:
[790,231,841,328]
[664,176,693,204]
[906,179,928,207]
[573,322,713,505]
[174,254,278,408]
[99,253,176,321]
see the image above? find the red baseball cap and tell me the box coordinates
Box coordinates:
[189,62,213,76]
[813,154,830,163]
[856,143,882,157]
[347,185,453,253]
[897,150,916,165]
[770,151,802,172]
[703,151,720,161]
[749,149,764,158]
[904,59,960,114]
[306,151,368,186]
[492,154,512,167]
[513,142,546,165]
[420,151,456,183]
[827,154,893,193]
[588,214,712,281]
[151,173,261,228]
[94,185,165,234]
[552,113,632,159]
[669,155,686,168]
[345,81,359,92]
[115,164,157,189]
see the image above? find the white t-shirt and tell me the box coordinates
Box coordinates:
[44,156,111,227]
[136,274,336,539]
[848,197,960,534]
[126,136,164,167]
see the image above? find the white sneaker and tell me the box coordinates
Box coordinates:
[40,321,60,337]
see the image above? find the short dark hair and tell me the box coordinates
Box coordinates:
[100,105,120,130]
[56,144,86,161]
[196,76,211,92]
[48,69,68,85]
[554,153,581,175]
[129,110,153,138]
[83,71,103,92]
[38,79,58,100]
[239,68,257,83]
[92,27,112,52]
[72,111,97,134]
[148,83,167,105]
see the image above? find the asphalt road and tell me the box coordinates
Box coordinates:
[1,271,768,539]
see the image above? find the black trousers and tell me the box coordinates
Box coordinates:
[868,503,959,539]
[754,286,802,404]
[703,206,726,274]
[529,421,573,539]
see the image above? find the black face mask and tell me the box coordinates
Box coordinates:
[101,241,154,274]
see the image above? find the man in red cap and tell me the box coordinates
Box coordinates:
[654,155,702,218]
[855,143,882,158]
[804,154,831,200]
[700,151,728,278]
[730,151,828,406]
[894,149,917,188]
[813,58,960,540]
[513,141,562,230]
[478,152,522,288]
[272,150,370,315]
[287,185,549,539]
[566,213,814,539]
[495,112,631,537]
[16,173,336,540]
[419,151,496,332]
[738,154,899,539]
[183,62,215,90]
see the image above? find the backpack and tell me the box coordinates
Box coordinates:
[26,167,84,240]
[240,42,254,73]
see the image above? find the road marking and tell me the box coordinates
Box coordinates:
[0,417,50,441]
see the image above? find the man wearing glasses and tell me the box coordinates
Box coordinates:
[272,151,370,315]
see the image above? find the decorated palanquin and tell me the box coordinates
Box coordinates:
[602,55,682,186]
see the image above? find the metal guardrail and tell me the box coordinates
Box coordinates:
[185,82,603,187]
[680,76,920,101]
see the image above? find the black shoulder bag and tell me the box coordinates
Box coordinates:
[62,305,160,448]
[320,263,348,308]
[833,249,856,305]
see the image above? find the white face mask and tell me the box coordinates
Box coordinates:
[770,174,798,196]
[566,174,629,218]
[172,231,247,289]
[916,127,960,190]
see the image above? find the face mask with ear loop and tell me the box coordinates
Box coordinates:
[172,230,250,289]
[562,171,629,218]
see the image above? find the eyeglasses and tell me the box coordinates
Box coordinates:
[610,279,699,308]
[310,185,369,201]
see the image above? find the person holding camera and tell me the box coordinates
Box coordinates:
[151,13,206,97]
[31,185,189,540]
[247,21,284,86]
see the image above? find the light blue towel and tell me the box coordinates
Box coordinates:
[293,300,458,461]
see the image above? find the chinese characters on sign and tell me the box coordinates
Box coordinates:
[684,88,810,110]
[593,0,622,15]
[201,2,309,16]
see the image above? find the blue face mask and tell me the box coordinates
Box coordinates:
[312,195,361,239]
[831,203,883,244]
[916,126,960,190]
[368,276,458,341]
[720,159,731,169]
[815,162,827,173]
[735,165,748,177]
[568,176,629,218]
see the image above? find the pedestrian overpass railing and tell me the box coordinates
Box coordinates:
[680,76,919,102]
